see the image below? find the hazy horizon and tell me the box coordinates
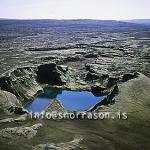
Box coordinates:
[0,18,150,21]
[0,0,150,20]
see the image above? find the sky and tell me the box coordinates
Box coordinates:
[0,0,150,20]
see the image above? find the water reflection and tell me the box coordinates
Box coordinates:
[25,87,106,112]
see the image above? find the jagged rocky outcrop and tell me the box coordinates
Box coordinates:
[121,73,139,82]
[0,90,26,115]
[0,59,141,115]
[0,63,72,103]
[94,73,150,114]
[37,63,69,85]
[0,67,42,102]
[46,99,67,113]
[0,123,43,139]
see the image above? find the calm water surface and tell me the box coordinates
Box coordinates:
[25,87,106,112]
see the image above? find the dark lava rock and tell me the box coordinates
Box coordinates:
[37,63,68,85]
[91,84,106,95]
[0,76,14,94]
[84,52,98,58]
[75,51,87,55]
[40,56,56,61]
[107,77,119,88]
[107,85,119,101]
[85,64,96,73]
[65,55,83,62]
[121,73,139,82]
[85,72,100,81]
[90,85,119,111]
[85,69,109,82]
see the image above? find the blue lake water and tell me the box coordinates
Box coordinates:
[25,87,107,112]
[25,97,50,113]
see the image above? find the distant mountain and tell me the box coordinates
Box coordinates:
[123,19,150,25]
[0,18,10,20]
[0,19,148,35]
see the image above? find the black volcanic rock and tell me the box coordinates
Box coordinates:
[0,76,14,94]
[37,63,68,85]
[84,52,98,58]
[91,84,106,94]
[122,73,138,82]
[85,72,100,81]
[107,77,119,87]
